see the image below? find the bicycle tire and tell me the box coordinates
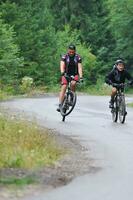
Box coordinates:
[119,96,126,123]
[112,100,118,122]
[62,115,66,122]
[62,107,66,122]
[60,96,67,116]
[60,91,77,117]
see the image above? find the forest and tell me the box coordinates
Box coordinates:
[0,0,133,93]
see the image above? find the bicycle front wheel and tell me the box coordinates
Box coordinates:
[119,97,126,123]
[112,100,118,122]
[60,91,77,117]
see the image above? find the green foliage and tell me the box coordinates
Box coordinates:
[86,77,111,95]
[76,44,97,85]
[50,0,115,70]
[0,1,57,85]
[20,76,33,94]
[127,102,133,108]
[0,176,35,186]
[0,89,9,100]
[0,0,133,91]
[107,0,133,65]
[0,16,24,84]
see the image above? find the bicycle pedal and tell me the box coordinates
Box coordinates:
[125,111,127,115]
[56,108,60,112]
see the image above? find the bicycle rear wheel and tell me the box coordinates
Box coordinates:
[112,100,118,122]
[119,97,126,124]
[60,91,77,117]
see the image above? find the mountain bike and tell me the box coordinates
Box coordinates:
[60,75,79,122]
[111,83,129,123]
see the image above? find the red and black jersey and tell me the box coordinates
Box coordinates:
[61,53,82,76]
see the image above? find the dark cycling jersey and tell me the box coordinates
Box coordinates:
[61,53,82,76]
[105,67,133,85]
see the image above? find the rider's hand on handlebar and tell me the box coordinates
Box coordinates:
[119,83,124,87]
[108,80,113,85]
[61,72,65,76]
[128,80,133,86]
[79,77,84,83]
[112,83,124,88]
[62,73,69,79]
[112,83,118,87]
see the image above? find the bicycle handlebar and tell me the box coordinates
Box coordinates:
[64,74,75,81]
[112,82,131,88]
[64,74,81,83]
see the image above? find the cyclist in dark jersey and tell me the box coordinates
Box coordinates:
[105,59,133,108]
[57,44,83,112]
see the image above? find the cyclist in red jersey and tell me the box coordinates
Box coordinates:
[57,44,83,112]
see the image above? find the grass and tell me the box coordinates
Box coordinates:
[0,176,35,186]
[0,90,11,100]
[1,81,133,98]
[0,116,64,170]
[127,102,133,107]
[0,115,65,186]
[77,82,111,96]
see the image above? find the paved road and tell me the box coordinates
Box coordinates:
[1,95,133,200]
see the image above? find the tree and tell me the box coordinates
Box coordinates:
[0,16,23,85]
[0,1,57,85]
[108,0,133,68]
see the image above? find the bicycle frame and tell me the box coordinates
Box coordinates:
[60,75,78,121]
[112,83,128,123]
[115,88,125,109]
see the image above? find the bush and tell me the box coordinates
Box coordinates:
[20,76,33,94]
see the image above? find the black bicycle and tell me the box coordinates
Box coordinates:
[60,75,78,122]
[111,83,129,123]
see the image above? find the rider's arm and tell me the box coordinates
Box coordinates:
[105,70,114,85]
[60,60,65,75]
[78,63,83,78]
[77,55,83,78]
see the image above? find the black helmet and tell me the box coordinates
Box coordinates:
[115,59,125,66]
[68,44,76,51]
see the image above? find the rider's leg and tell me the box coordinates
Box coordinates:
[109,87,117,108]
[57,76,67,112]
[70,80,77,92]
[59,84,67,104]
[111,87,117,100]
[68,81,77,105]
[70,75,78,92]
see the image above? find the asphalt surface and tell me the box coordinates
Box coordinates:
[1,95,133,200]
